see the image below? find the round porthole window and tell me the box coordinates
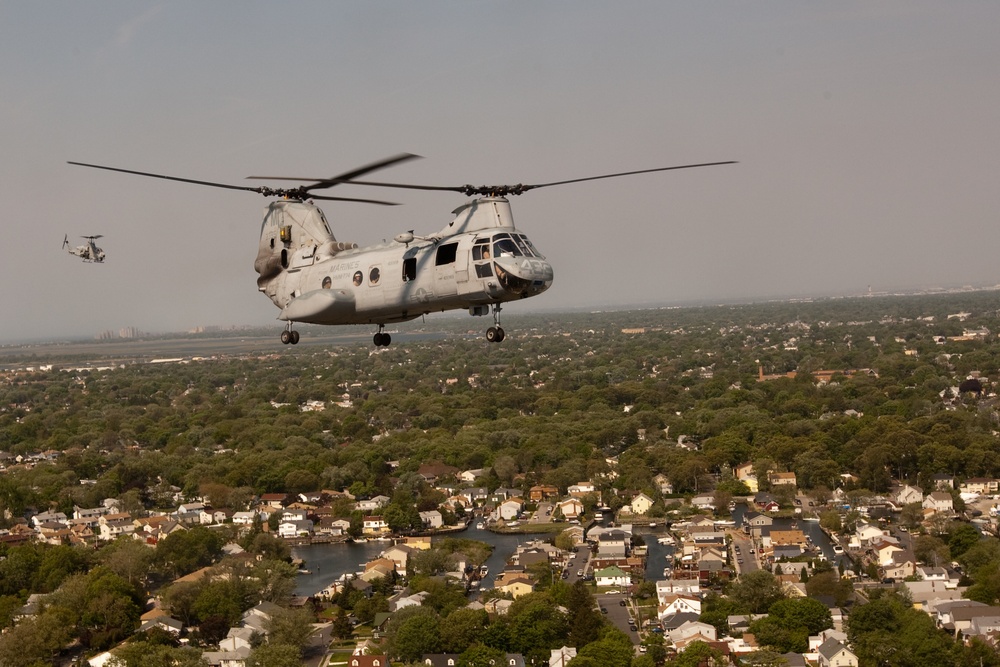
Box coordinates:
[369,267,381,285]
[353,271,363,286]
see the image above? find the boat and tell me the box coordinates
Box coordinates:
[297,568,311,574]
[476,522,484,530]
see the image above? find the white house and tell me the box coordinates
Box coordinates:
[496,499,523,522]
[594,565,631,588]
[923,492,954,513]
[630,492,654,515]
[816,638,858,667]
[894,485,923,506]
[557,497,584,519]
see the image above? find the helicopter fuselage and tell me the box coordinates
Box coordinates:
[255,196,553,329]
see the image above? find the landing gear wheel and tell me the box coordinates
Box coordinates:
[280,330,292,345]
[374,333,382,346]
[487,303,505,342]
[290,331,300,345]
[383,333,391,346]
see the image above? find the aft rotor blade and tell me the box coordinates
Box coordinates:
[68,161,263,194]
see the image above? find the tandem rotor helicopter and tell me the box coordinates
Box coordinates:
[62,234,105,263]
[68,155,734,346]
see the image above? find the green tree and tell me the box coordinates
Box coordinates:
[459,643,507,667]
[727,570,784,614]
[246,643,302,667]
[441,607,490,654]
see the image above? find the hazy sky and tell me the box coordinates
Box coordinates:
[3,2,999,343]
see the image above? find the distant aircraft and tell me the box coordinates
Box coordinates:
[63,234,105,263]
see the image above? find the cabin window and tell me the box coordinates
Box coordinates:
[353,271,363,286]
[476,264,493,279]
[322,276,332,289]
[472,239,491,261]
[403,258,416,282]
[369,267,381,285]
[436,242,458,265]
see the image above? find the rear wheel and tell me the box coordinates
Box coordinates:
[280,330,292,345]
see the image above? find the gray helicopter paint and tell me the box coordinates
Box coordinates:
[257,197,553,326]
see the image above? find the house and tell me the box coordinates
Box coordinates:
[923,492,954,513]
[278,519,313,538]
[657,594,701,620]
[768,472,797,488]
[568,481,596,497]
[259,493,287,509]
[630,492,654,515]
[529,485,559,501]
[201,646,252,667]
[495,574,534,599]
[669,620,717,644]
[894,485,923,506]
[355,495,390,512]
[382,545,415,576]
[872,540,905,566]
[653,473,674,495]
[735,462,759,492]
[419,510,443,529]
[816,638,858,667]
[346,656,389,667]
[960,478,1000,495]
[459,468,487,483]
[932,474,955,490]
[691,494,716,510]
[363,516,389,535]
[594,565,631,588]
[496,499,523,522]
[549,647,577,667]
[556,497,584,519]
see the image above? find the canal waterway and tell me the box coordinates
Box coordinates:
[291,524,536,597]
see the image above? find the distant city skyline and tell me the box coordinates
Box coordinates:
[4,3,1000,344]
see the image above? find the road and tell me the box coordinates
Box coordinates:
[730,534,759,574]
[598,592,641,644]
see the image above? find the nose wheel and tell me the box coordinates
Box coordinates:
[486,304,505,343]
[280,325,300,345]
[373,325,391,347]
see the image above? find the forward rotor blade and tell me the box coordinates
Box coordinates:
[309,194,400,206]
[340,161,738,197]
[247,153,422,194]
[518,161,738,191]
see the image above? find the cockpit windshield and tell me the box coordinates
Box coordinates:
[518,234,544,259]
[491,232,545,259]
[492,233,522,258]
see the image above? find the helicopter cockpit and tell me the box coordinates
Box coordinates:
[471,232,552,297]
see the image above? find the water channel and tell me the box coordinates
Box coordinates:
[290,506,837,598]
[291,524,536,597]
